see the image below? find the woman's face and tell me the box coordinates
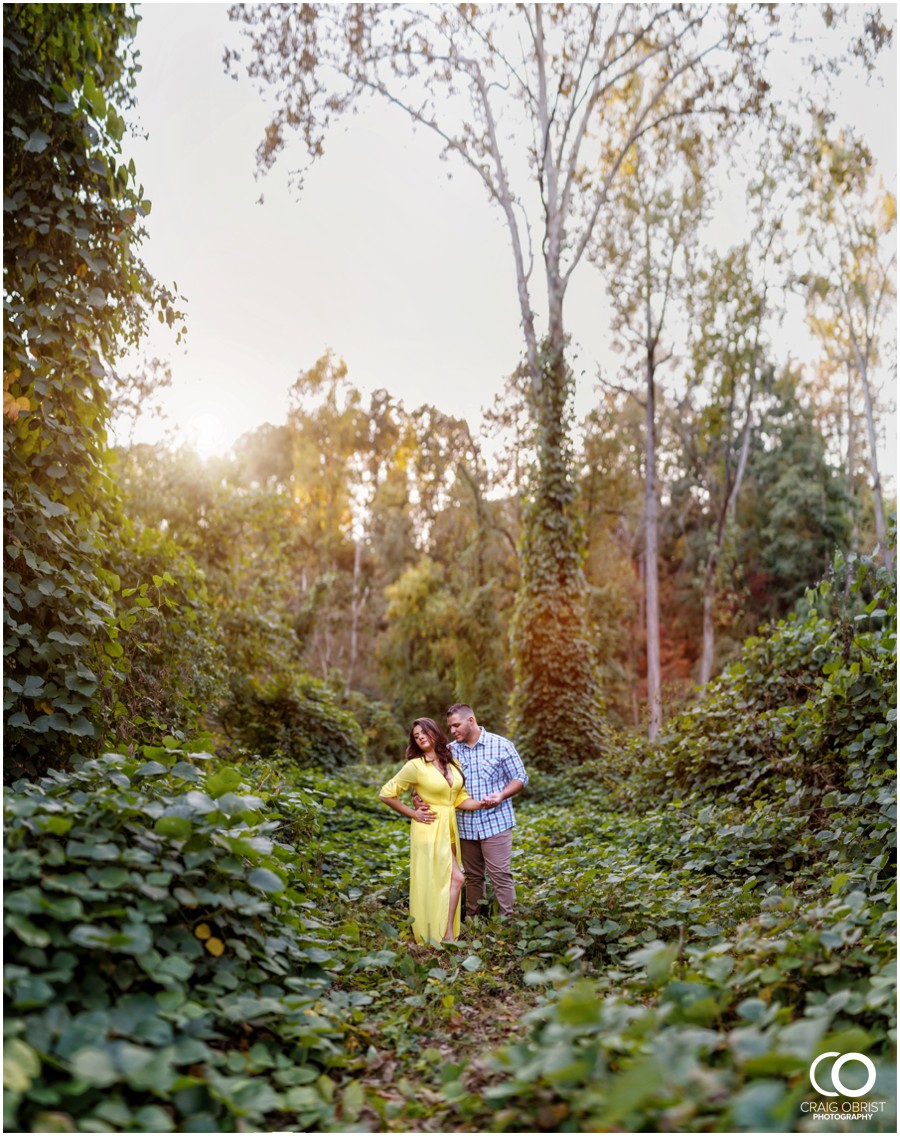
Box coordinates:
[412,725,434,753]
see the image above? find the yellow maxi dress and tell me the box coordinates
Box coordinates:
[379,758,471,945]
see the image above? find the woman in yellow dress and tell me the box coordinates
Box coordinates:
[379,718,486,945]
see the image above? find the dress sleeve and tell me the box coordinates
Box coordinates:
[454,784,472,806]
[379,760,419,799]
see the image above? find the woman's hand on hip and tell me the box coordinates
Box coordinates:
[411,805,436,824]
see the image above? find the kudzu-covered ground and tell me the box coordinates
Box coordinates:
[4,556,896,1132]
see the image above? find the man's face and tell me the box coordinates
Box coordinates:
[447,713,476,744]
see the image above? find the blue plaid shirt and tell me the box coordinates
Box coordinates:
[452,728,528,840]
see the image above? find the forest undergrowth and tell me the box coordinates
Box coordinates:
[4,554,896,1133]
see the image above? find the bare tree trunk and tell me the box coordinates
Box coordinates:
[699,548,719,690]
[629,560,641,728]
[856,356,891,568]
[346,537,362,695]
[727,407,754,525]
[845,367,860,559]
[644,347,662,741]
[843,284,892,567]
[699,397,754,688]
[456,460,487,586]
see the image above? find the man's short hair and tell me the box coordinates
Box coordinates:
[446,703,474,718]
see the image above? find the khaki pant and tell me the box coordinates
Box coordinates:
[460,829,515,917]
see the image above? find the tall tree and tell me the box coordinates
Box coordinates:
[681,152,792,687]
[3,5,181,775]
[736,368,852,618]
[578,391,645,727]
[595,120,712,736]
[288,352,362,584]
[227,2,775,763]
[801,123,896,569]
[682,244,769,688]
[345,387,405,693]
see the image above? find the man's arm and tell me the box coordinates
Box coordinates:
[482,778,524,808]
[482,741,528,808]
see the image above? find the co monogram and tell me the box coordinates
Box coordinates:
[810,1052,877,1097]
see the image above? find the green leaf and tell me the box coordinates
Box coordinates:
[141,745,173,761]
[12,975,55,1008]
[135,761,168,777]
[728,1080,789,1131]
[154,815,192,839]
[247,868,284,893]
[5,913,51,948]
[155,955,194,981]
[89,866,130,888]
[24,130,51,153]
[41,815,74,835]
[69,922,153,955]
[170,761,199,781]
[71,1047,119,1088]
[63,715,95,737]
[282,1086,325,1111]
[341,1079,365,1123]
[3,1039,41,1093]
[206,767,243,798]
[302,946,333,964]
[30,713,71,733]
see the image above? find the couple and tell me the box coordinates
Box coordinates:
[379,703,528,946]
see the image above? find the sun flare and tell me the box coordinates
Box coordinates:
[188,411,230,460]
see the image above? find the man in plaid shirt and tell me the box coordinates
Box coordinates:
[446,702,528,918]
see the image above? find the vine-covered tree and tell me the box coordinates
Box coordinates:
[3,4,182,776]
[226,2,777,762]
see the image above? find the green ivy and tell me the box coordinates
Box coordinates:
[467,545,896,1132]
[3,4,183,779]
[101,522,228,747]
[509,342,608,769]
[624,549,896,881]
[220,670,366,771]
[3,745,351,1133]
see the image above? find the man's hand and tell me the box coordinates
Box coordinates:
[481,793,501,809]
[412,793,436,822]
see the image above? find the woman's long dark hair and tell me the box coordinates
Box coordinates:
[407,717,465,785]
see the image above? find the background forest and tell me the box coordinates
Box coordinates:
[3,3,897,1134]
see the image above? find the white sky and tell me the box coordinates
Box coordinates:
[121,2,897,481]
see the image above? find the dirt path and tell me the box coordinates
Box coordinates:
[356,985,537,1131]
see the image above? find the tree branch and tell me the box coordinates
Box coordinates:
[564,21,724,287]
